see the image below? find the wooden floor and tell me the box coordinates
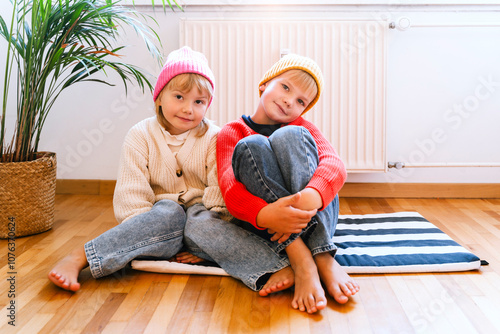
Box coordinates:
[1,195,500,333]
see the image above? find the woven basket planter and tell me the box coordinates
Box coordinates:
[0,152,57,238]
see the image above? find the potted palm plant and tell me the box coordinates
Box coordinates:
[0,0,181,238]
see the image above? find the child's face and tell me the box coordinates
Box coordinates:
[157,86,210,135]
[254,71,316,125]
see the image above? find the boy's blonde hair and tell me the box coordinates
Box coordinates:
[155,73,213,136]
[259,54,324,115]
[282,69,318,106]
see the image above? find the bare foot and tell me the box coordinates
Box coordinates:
[259,266,295,296]
[286,239,327,314]
[291,262,327,313]
[315,253,360,304]
[48,247,88,291]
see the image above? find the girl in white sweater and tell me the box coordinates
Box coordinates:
[48,46,227,290]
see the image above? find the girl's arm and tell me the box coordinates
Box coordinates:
[113,128,155,223]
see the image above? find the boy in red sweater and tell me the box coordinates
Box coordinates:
[216,54,360,313]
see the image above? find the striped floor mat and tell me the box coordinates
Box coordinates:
[132,212,482,276]
[334,212,481,273]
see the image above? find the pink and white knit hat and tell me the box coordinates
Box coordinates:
[153,46,215,104]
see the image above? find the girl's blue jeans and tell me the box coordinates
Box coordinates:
[85,199,186,279]
[185,125,339,290]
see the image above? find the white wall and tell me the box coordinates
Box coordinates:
[2,2,500,182]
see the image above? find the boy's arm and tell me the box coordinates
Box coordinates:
[298,119,347,210]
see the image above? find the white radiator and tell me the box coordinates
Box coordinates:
[180,19,387,172]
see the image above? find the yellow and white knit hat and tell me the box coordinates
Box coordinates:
[259,54,324,114]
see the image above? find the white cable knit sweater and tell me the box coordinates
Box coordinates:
[113,116,229,223]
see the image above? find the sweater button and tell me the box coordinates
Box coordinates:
[176,169,183,177]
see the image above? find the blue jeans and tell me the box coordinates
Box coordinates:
[231,125,338,256]
[85,198,288,291]
[185,126,338,291]
[85,199,186,278]
[184,204,290,291]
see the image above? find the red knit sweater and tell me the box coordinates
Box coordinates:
[217,116,347,229]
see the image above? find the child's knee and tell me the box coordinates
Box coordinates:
[233,134,270,177]
[153,199,186,227]
[234,134,268,156]
[185,204,216,230]
[270,126,313,147]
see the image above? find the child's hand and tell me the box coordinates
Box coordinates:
[256,193,317,235]
[175,252,205,264]
[268,230,292,243]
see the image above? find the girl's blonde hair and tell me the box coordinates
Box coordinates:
[155,73,214,136]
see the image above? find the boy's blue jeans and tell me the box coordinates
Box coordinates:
[185,125,339,290]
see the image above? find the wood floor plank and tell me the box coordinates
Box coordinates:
[341,292,372,334]
[370,276,414,334]
[81,292,127,333]
[269,291,292,333]
[207,277,238,334]
[456,273,500,332]
[287,307,311,334]
[195,276,222,312]
[16,314,54,334]
[385,275,428,333]
[249,288,271,333]
[123,281,169,334]
[308,309,332,333]
[105,273,152,324]
[437,275,498,333]
[228,283,256,333]
[470,296,500,333]
[0,279,52,331]
[143,274,190,333]
[186,311,212,334]
[421,274,478,334]
[165,275,206,333]
[325,303,351,334]
[101,321,128,334]
[405,276,452,333]
[37,276,102,334]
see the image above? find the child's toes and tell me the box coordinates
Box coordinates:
[346,281,360,295]
[315,297,327,311]
[305,296,317,313]
[341,283,353,296]
[331,285,349,304]
[294,298,306,312]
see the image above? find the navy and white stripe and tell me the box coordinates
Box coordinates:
[334,212,481,273]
